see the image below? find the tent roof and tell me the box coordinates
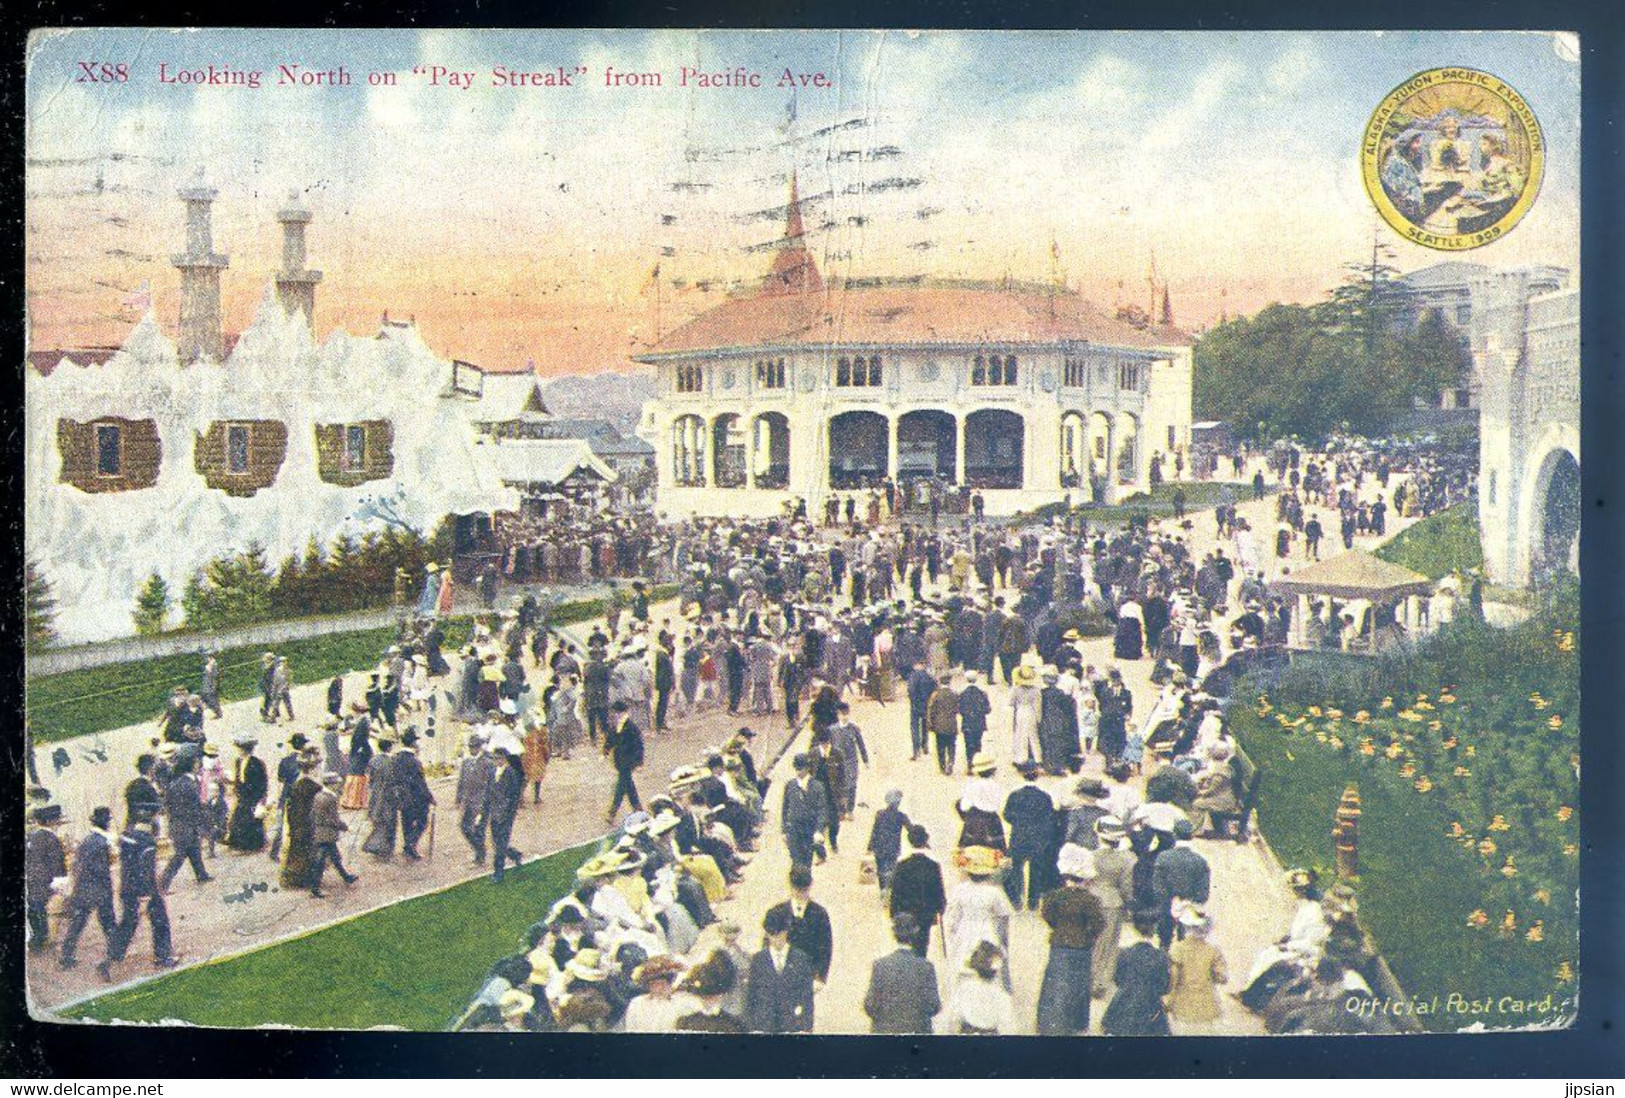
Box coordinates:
[1271,550,1432,600]
[471,438,616,488]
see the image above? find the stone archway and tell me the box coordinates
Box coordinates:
[1531,446,1580,584]
[712,413,747,488]
[828,411,889,489]
[1114,411,1140,486]
[964,409,1025,489]
[1059,411,1087,489]
[898,410,957,482]
[671,414,706,486]
[752,412,791,489]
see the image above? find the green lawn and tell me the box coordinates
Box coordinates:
[62,842,597,1030]
[1375,503,1483,580]
[26,584,676,745]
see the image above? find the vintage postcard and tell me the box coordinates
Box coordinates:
[22,28,1580,1038]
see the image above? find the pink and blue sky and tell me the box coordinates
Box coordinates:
[26,29,1581,373]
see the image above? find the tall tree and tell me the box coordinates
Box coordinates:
[26,560,57,647]
[132,573,172,635]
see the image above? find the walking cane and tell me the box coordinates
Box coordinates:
[937,913,948,961]
[427,805,437,859]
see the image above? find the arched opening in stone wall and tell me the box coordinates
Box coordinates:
[1087,410,1114,501]
[964,409,1025,489]
[711,413,747,488]
[897,410,957,483]
[752,412,791,489]
[1536,448,1580,584]
[1059,411,1087,489]
[1114,411,1140,485]
[828,411,888,489]
[672,415,706,486]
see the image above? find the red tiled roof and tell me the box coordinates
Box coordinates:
[643,281,1193,357]
[28,347,121,375]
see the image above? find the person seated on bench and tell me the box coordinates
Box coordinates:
[1191,740,1248,837]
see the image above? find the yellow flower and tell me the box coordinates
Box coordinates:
[1500,910,1518,933]
[1328,736,1344,750]
[1359,742,1376,757]
[1414,776,1434,793]
[1308,706,1323,717]
[1570,753,1581,769]
[1385,743,1404,760]
[1315,731,1328,744]
[1429,721,1444,732]
[1416,701,1436,712]
[1326,708,1344,719]
[1442,736,1458,749]
[1448,821,1466,838]
[1453,766,1472,777]
[1488,815,1510,832]
[1399,762,1416,778]
[1354,710,1371,724]
[1534,889,1551,905]
[1439,693,1457,704]
[1381,696,1394,709]
[1564,843,1579,857]
[1548,715,1564,730]
[1556,961,1575,984]
[1558,632,1576,653]
[1500,859,1518,879]
[1293,716,1307,727]
[1467,909,1490,928]
[1526,921,1544,943]
[1557,805,1574,822]
[1477,839,1498,857]
[1464,745,1477,758]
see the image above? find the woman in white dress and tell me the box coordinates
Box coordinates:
[1009,667,1042,765]
[943,846,1015,992]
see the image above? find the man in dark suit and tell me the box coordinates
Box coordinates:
[888,824,946,957]
[104,804,174,978]
[606,701,645,821]
[59,806,117,970]
[653,641,676,732]
[455,733,496,864]
[158,757,213,892]
[25,805,68,952]
[583,652,612,750]
[862,913,941,1034]
[905,666,936,762]
[767,865,834,985]
[393,730,436,860]
[123,754,163,831]
[779,753,829,869]
[1003,762,1058,910]
[485,747,527,882]
[1151,818,1211,947]
[745,906,817,1034]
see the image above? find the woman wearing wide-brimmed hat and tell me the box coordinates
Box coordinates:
[943,846,1014,990]
[1037,843,1106,1035]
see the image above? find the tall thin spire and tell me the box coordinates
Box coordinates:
[763,169,822,296]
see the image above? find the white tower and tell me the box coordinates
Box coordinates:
[275,190,322,331]
[172,172,229,363]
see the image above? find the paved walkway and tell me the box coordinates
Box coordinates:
[701,460,1426,1035]
[31,458,1428,1031]
[28,597,797,1016]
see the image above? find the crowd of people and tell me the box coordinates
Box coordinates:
[28,437,1451,1031]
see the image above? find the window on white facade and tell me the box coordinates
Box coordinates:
[227,424,251,473]
[836,355,882,387]
[1063,356,1087,388]
[756,358,786,389]
[676,364,704,393]
[95,423,122,476]
[972,354,1017,386]
[342,424,367,471]
[1117,361,1143,391]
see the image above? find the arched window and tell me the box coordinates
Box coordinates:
[836,356,852,387]
[836,355,883,388]
[867,355,883,386]
[972,353,1017,386]
[676,364,704,393]
[972,355,987,385]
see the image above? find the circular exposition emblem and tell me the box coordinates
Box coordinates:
[1361,67,1544,251]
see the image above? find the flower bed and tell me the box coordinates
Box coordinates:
[1232,596,1578,1031]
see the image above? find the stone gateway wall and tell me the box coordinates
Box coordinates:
[57,417,162,494]
[194,419,289,497]
[315,419,394,486]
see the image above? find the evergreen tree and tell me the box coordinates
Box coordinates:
[26,559,57,647]
[132,572,172,635]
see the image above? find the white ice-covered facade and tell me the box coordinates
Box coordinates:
[25,293,531,644]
